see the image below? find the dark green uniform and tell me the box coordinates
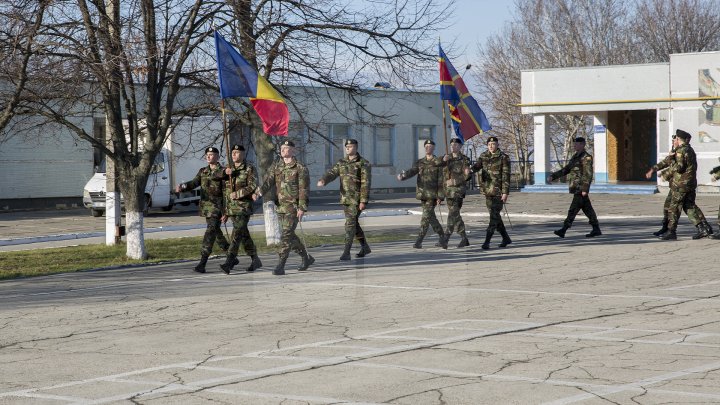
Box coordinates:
[257,156,311,273]
[321,154,372,259]
[665,142,711,239]
[399,155,447,248]
[442,153,471,245]
[218,160,261,272]
[550,149,601,237]
[180,164,230,258]
[471,149,511,248]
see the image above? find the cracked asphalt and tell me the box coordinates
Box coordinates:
[1,192,720,404]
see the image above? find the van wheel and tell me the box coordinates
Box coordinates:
[91,209,103,217]
[161,204,173,212]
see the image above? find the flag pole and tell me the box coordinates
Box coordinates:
[220,99,234,193]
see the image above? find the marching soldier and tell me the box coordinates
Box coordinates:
[470,136,512,250]
[317,139,372,261]
[176,146,230,273]
[659,129,714,240]
[547,137,602,238]
[645,145,677,237]
[397,139,448,249]
[709,157,720,240]
[253,140,314,275]
[441,138,472,247]
[218,144,262,274]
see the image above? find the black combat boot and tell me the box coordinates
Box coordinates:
[220,253,239,274]
[661,231,677,241]
[273,253,288,275]
[585,224,602,238]
[481,230,494,250]
[692,221,714,239]
[339,242,352,261]
[194,254,209,273]
[498,227,512,247]
[554,225,569,238]
[356,239,372,257]
[298,247,315,271]
[246,255,262,272]
[413,234,424,249]
[457,231,469,248]
[652,220,669,237]
[438,232,448,250]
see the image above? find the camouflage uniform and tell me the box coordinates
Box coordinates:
[218,158,261,273]
[550,148,601,237]
[650,152,676,236]
[321,153,372,259]
[664,141,712,239]
[710,159,720,239]
[257,156,311,270]
[471,148,511,248]
[441,152,471,246]
[399,155,447,248]
[180,164,229,258]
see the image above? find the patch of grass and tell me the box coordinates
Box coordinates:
[0,231,412,280]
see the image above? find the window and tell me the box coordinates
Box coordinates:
[372,126,394,166]
[325,124,351,167]
[414,125,435,159]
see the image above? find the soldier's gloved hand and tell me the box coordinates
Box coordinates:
[252,193,259,201]
[297,209,305,220]
[645,169,654,179]
[359,202,366,211]
[443,154,450,162]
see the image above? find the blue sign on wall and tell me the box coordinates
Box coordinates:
[593,125,606,133]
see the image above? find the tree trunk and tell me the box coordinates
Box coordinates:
[252,127,281,245]
[125,211,146,259]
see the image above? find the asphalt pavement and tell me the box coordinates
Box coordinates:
[1,192,720,404]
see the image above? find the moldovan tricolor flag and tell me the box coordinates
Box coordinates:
[214,31,289,136]
[439,44,491,142]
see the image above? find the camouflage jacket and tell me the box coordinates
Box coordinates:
[709,157,720,181]
[440,153,471,199]
[258,158,310,214]
[400,156,444,201]
[669,143,698,192]
[218,161,257,216]
[653,152,676,183]
[321,154,371,205]
[471,150,510,197]
[550,150,593,194]
[181,164,225,218]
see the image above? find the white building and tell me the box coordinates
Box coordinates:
[521,51,720,193]
[0,86,447,210]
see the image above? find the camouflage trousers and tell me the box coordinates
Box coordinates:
[419,199,444,237]
[485,196,506,233]
[667,189,707,231]
[563,193,599,228]
[277,210,305,257]
[201,216,230,257]
[343,204,366,245]
[446,198,466,235]
[660,190,672,222]
[228,212,257,256]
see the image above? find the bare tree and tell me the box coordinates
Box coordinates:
[631,0,720,63]
[0,1,47,134]
[212,0,453,240]
[11,0,222,259]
